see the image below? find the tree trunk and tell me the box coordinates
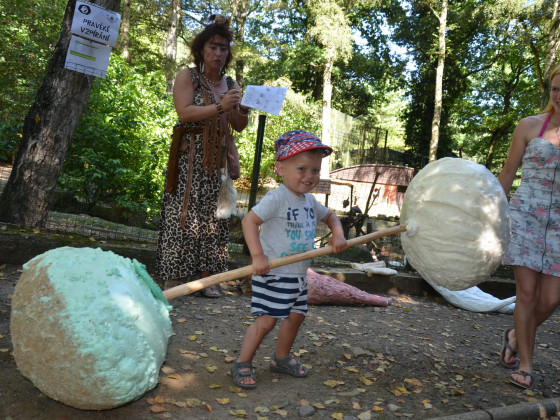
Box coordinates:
[232,0,248,87]
[0,0,121,228]
[120,0,131,62]
[165,0,180,93]
[321,55,334,178]
[428,0,447,163]
[541,0,560,109]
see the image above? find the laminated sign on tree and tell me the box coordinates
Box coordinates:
[64,1,121,78]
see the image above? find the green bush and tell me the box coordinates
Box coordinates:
[59,56,176,222]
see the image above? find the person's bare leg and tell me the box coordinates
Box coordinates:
[235,315,277,387]
[200,270,220,297]
[272,312,306,374]
[510,267,539,386]
[504,275,560,364]
[509,269,560,386]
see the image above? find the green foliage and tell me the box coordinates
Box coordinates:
[236,77,321,182]
[0,0,67,162]
[59,55,176,220]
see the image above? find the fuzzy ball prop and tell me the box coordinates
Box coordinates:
[400,158,510,291]
[10,247,172,410]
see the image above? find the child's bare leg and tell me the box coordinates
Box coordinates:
[272,312,306,374]
[235,315,277,387]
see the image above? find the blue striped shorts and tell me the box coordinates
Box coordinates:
[251,274,308,318]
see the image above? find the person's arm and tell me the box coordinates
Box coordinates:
[229,80,250,132]
[241,210,270,275]
[173,69,244,123]
[322,211,348,254]
[498,117,531,195]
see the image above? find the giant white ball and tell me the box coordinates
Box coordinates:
[10,247,173,410]
[400,158,510,290]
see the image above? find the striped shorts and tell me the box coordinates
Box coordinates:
[251,274,308,318]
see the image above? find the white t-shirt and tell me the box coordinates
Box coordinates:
[252,184,330,276]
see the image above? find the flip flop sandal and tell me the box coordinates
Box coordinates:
[500,329,519,369]
[270,354,308,377]
[510,370,533,389]
[231,361,256,389]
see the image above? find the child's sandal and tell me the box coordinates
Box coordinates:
[231,360,256,389]
[270,354,308,377]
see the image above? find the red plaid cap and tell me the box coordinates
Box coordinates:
[274,130,333,161]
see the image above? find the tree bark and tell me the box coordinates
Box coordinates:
[119,0,131,62]
[0,0,121,228]
[541,0,560,109]
[321,55,334,178]
[428,0,448,163]
[165,0,180,93]
[232,0,249,87]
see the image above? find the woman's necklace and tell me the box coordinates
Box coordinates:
[201,71,223,86]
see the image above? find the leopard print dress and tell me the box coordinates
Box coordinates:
[155,69,231,281]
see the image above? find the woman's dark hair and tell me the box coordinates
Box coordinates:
[191,14,234,76]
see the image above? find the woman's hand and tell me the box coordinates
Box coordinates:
[220,89,241,111]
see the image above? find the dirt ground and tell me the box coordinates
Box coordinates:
[1,263,559,420]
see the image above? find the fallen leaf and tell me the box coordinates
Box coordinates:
[215,398,230,405]
[209,384,222,389]
[273,409,288,416]
[359,376,373,386]
[230,408,247,417]
[372,406,384,413]
[186,398,201,407]
[332,413,344,419]
[168,374,180,379]
[404,378,422,387]
[177,318,186,323]
[206,365,218,373]
[324,379,345,388]
[453,388,465,395]
[146,396,166,404]
[255,406,270,413]
[237,392,248,398]
[150,405,166,413]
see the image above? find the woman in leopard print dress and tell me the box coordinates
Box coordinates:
[156,15,250,296]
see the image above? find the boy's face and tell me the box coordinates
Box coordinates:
[275,150,323,197]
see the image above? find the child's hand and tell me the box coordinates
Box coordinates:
[251,254,270,275]
[329,234,348,254]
